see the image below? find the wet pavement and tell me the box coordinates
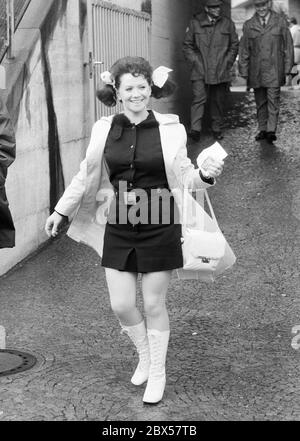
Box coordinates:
[0,89,299,421]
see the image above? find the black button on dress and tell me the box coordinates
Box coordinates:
[101,111,183,273]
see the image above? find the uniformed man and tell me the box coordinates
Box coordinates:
[182,0,238,142]
[238,0,294,144]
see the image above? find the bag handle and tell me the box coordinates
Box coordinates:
[182,188,220,233]
[204,189,218,225]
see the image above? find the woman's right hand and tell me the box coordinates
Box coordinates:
[45,211,66,238]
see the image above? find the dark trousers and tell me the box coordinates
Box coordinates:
[0,187,15,248]
[254,87,281,133]
[191,80,228,132]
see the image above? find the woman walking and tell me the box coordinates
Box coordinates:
[45,57,224,404]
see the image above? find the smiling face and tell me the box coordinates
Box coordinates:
[117,73,152,119]
[254,0,271,18]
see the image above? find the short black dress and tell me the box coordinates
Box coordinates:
[101,111,183,273]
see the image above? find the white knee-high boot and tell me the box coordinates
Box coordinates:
[121,321,151,386]
[143,329,170,404]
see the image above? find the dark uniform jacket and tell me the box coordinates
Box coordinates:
[238,11,294,88]
[0,96,16,248]
[182,12,239,84]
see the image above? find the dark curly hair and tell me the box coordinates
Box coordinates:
[97,56,176,107]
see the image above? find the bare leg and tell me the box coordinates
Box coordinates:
[142,271,172,331]
[105,268,142,326]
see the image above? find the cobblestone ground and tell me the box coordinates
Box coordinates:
[0,90,299,421]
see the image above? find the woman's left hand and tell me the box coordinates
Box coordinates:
[199,156,224,179]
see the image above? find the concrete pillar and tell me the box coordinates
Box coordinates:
[151,0,194,124]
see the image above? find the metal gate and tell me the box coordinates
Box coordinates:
[87,0,151,122]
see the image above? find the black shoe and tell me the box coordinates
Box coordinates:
[212,131,224,140]
[188,130,201,142]
[266,131,277,144]
[255,130,267,141]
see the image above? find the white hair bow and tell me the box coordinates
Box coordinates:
[101,66,172,88]
[101,71,115,86]
[152,66,173,88]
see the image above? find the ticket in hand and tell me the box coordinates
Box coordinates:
[196,142,228,168]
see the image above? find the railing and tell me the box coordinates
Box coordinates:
[0,0,32,61]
